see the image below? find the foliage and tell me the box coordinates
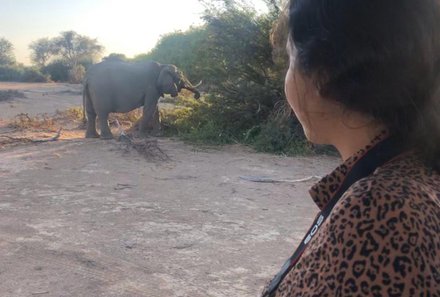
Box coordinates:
[161,95,310,154]
[250,102,311,154]
[43,60,69,82]
[29,38,55,67]
[161,95,234,144]
[133,28,207,83]
[28,31,104,82]
[0,37,15,65]
[52,31,104,67]
[0,64,49,82]
[0,65,22,81]
[20,66,50,82]
[142,0,307,153]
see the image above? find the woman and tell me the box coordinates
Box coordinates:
[263,0,440,296]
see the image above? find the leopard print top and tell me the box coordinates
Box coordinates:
[272,136,440,297]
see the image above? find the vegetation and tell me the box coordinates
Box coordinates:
[28,31,104,83]
[0,37,49,82]
[0,64,49,82]
[1,0,311,155]
[146,0,308,154]
[0,38,16,65]
[133,28,207,83]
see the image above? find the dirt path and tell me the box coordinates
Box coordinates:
[0,83,82,118]
[0,83,339,297]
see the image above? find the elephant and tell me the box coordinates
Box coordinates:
[82,60,201,139]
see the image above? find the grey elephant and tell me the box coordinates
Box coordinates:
[82,60,201,139]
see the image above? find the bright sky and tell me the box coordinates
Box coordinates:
[0,0,210,65]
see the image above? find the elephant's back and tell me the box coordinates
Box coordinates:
[86,61,158,82]
[85,61,160,113]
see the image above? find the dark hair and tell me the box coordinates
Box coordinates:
[288,0,440,170]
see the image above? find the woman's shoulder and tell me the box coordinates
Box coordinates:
[330,151,440,248]
[342,151,440,207]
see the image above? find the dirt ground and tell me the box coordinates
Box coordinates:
[0,83,339,297]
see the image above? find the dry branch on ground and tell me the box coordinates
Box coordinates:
[118,134,169,161]
[0,128,62,148]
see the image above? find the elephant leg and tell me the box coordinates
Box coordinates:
[98,113,113,140]
[139,103,158,137]
[144,106,160,132]
[85,109,99,138]
[150,107,161,136]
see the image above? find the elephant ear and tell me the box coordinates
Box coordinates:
[157,65,179,97]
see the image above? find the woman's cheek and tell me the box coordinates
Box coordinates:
[285,68,307,125]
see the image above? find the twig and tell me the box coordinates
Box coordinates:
[0,128,62,144]
[115,121,169,161]
[239,175,322,184]
[31,128,62,143]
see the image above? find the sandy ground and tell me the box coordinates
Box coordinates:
[0,83,339,297]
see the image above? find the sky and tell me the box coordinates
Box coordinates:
[0,0,211,65]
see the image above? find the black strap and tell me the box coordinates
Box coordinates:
[262,137,402,297]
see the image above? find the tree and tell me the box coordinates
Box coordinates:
[0,37,15,65]
[133,28,207,83]
[52,31,104,67]
[43,60,70,82]
[197,1,284,132]
[29,38,55,67]
[137,0,304,152]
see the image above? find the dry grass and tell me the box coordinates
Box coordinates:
[2,106,167,161]
[8,113,57,131]
[109,108,143,128]
[61,107,143,129]
[60,107,84,121]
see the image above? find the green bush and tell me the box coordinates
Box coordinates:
[0,65,23,81]
[155,2,308,153]
[0,65,49,82]
[160,95,311,154]
[133,28,207,84]
[43,60,69,82]
[251,111,311,155]
[21,67,49,82]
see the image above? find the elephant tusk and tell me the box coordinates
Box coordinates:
[193,80,202,88]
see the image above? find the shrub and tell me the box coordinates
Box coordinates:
[0,65,49,82]
[160,95,310,153]
[251,105,311,155]
[8,113,56,131]
[21,67,49,82]
[43,60,69,82]
[68,64,86,83]
[0,65,23,81]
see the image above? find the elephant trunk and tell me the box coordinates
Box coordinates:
[183,85,201,99]
[180,76,202,99]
